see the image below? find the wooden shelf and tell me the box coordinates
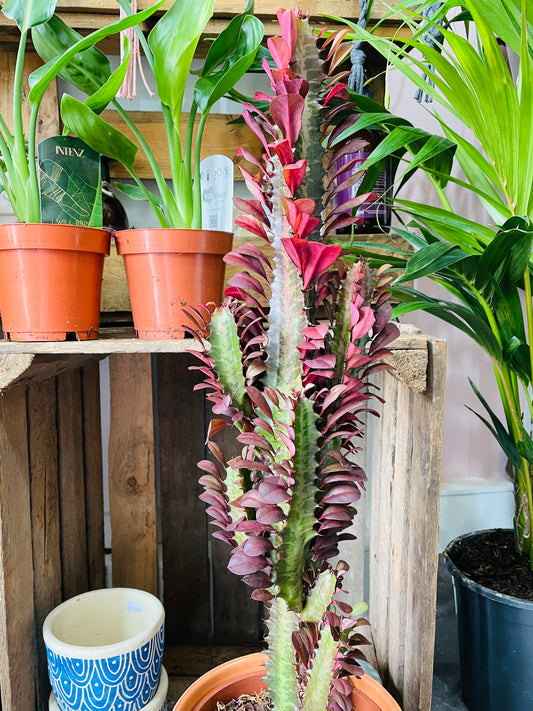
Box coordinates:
[0,330,202,392]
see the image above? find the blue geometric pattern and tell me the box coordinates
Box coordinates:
[46,624,164,711]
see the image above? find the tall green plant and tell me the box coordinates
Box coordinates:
[35,0,264,229]
[0,0,163,223]
[336,0,533,566]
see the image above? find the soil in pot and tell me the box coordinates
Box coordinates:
[446,528,533,600]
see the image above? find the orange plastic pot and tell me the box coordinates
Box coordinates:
[0,223,110,341]
[172,653,402,711]
[115,228,232,340]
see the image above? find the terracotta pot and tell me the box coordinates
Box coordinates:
[0,223,110,341]
[172,653,401,711]
[115,228,232,339]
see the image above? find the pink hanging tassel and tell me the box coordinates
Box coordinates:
[118,0,154,99]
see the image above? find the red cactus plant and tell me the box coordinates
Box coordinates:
[184,10,399,711]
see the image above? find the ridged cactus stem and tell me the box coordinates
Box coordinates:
[264,597,300,711]
[292,17,327,239]
[265,156,307,393]
[302,624,338,711]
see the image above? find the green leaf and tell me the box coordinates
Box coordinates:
[60,95,138,173]
[114,181,162,207]
[194,15,264,115]
[2,0,56,31]
[467,378,522,469]
[149,0,215,127]
[31,14,111,98]
[28,0,164,108]
[396,242,468,284]
[477,216,533,295]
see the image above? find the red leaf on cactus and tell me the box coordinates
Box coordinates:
[251,588,274,602]
[283,160,307,197]
[243,571,273,588]
[323,83,348,106]
[277,7,298,56]
[257,504,285,524]
[270,138,294,166]
[282,238,342,289]
[270,94,305,147]
[234,214,269,241]
[243,537,274,555]
[238,166,266,202]
[228,550,267,575]
[268,35,291,70]
[236,145,266,169]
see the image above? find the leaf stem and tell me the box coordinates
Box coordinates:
[112,99,177,225]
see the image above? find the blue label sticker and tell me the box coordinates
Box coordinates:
[127,600,142,614]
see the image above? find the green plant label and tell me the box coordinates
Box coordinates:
[38,136,102,227]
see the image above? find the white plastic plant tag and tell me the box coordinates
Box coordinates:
[200,154,234,232]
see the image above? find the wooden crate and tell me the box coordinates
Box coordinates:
[0,328,444,711]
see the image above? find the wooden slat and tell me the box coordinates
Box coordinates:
[57,369,90,598]
[157,353,210,643]
[102,111,261,182]
[210,424,262,645]
[61,0,395,21]
[108,353,158,594]
[0,51,59,138]
[0,353,107,392]
[28,378,63,711]
[368,335,446,711]
[0,386,37,711]
[82,361,106,590]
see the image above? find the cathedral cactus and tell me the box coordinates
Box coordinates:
[185,9,399,711]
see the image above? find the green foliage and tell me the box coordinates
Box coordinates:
[0,0,163,223]
[53,0,264,229]
[339,0,533,566]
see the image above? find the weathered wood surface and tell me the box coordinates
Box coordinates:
[57,369,90,598]
[157,353,211,643]
[209,424,263,645]
[82,361,106,590]
[55,0,396,20]
[108,353,158,594]
[0,51,59,137]
[368,335,446,711]
[101,239,132,312]
[102,111,262,182]
[0,387,37,711]
[27,379,62,711]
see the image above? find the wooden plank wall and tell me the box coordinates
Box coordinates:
[0,365,105,711]
[155,353,261,646]
[368,336,447,711]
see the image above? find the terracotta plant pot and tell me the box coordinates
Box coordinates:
[115,228,232,339]
[0,223,110,341]
[172,653,401,711]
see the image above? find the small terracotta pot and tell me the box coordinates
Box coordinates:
[0,223,110,341]
[115,228,232,340]
[172,653,401,711]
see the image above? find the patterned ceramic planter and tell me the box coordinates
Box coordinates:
[43,588,165,711]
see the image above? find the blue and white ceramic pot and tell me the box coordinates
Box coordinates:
[43,588,165,711]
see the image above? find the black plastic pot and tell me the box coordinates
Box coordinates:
[444,530,533,711]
